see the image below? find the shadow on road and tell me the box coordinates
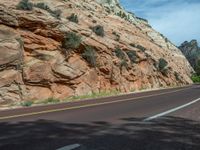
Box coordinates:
[0,116,200,150]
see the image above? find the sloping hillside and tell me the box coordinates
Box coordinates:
[0,0,193,106]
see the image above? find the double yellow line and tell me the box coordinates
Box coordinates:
[0,87,189,121]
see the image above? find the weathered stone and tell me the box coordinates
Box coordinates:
[0,25,23,104]
[0,25,23,70]
[23,61,54,85]
[0,0,194,106]
[51,84,74,99]
[25,86,52,101]
[75,82,93,96]
[0,70,23,104]
[0,5,19,27]
[53,55,87,80]
[19,30,60,52]
[0,70,22,88]
[75,69,99,94]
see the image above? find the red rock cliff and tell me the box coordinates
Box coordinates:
[0,0,193,105]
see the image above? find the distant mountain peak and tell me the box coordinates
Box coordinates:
[179,40,199,52]
[179,39,200,71]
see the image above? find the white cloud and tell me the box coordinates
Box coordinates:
[148,3,200,45]
[120,0,200,45]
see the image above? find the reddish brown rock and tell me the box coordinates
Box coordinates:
[23,61,54,85]
[19,30,60,52]
[51,84,74,99]
[0,25,23,69]
[0,0,194,106]
[25,86,52,101]
[0,25,23,104]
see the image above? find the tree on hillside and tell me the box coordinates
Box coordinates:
[195,59,200,76]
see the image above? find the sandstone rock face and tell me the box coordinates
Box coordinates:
[0,0,193,105]
[0,25,23,104]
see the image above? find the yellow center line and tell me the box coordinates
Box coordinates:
[0,87,190,120]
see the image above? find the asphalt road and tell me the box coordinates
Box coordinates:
[0,85,200,150]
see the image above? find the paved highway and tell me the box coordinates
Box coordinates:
[0,85,200,150]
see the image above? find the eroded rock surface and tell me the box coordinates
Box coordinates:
[0,0,193,105]
[0,25,23,104]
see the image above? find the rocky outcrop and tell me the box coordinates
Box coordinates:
[179,40,200,74]
[0,25,24,104]
[0,0,193,106]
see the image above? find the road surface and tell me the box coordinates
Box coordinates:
[0,85,200,150]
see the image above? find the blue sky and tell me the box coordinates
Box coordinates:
[120,0,200,46]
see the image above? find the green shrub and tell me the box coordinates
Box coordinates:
[17,0,33,11]
[92,20,97,23]
[62,32,82,49]
[161,68,168,76]
[194,59,200,76]
[114,47,125,60]
[34,3,61,19]
[120,59,128,70]
[67,90,120,101]
[136,45,146,52]
[114,48,129,71]
[91,25,105,37]
[34,2,50,11]
[158,58,168,76]
[21,101,33,107]
[82,46,97,67]
[174,71,180,81]
[126,50,138,63]
[88,14,92,18]
[67,13,79,23]
[165,38,169,43]
[130,43,136,47]
[130,43,146,52]
[116,11,126,18]
[191,74,200,83]
[158,58,168,71]
[35,53,53,61]
[112,32,120,41]
[45,97,60,104]
[50,9,62,19]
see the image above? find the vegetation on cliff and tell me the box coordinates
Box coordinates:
[179,40,200,82]
[0,0,193,107]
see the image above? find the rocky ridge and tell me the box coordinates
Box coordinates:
[179,40,200,74]
[0,0,193,106]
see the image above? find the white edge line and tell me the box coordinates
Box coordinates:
[144,97,200,122]
[56,144,80,150]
